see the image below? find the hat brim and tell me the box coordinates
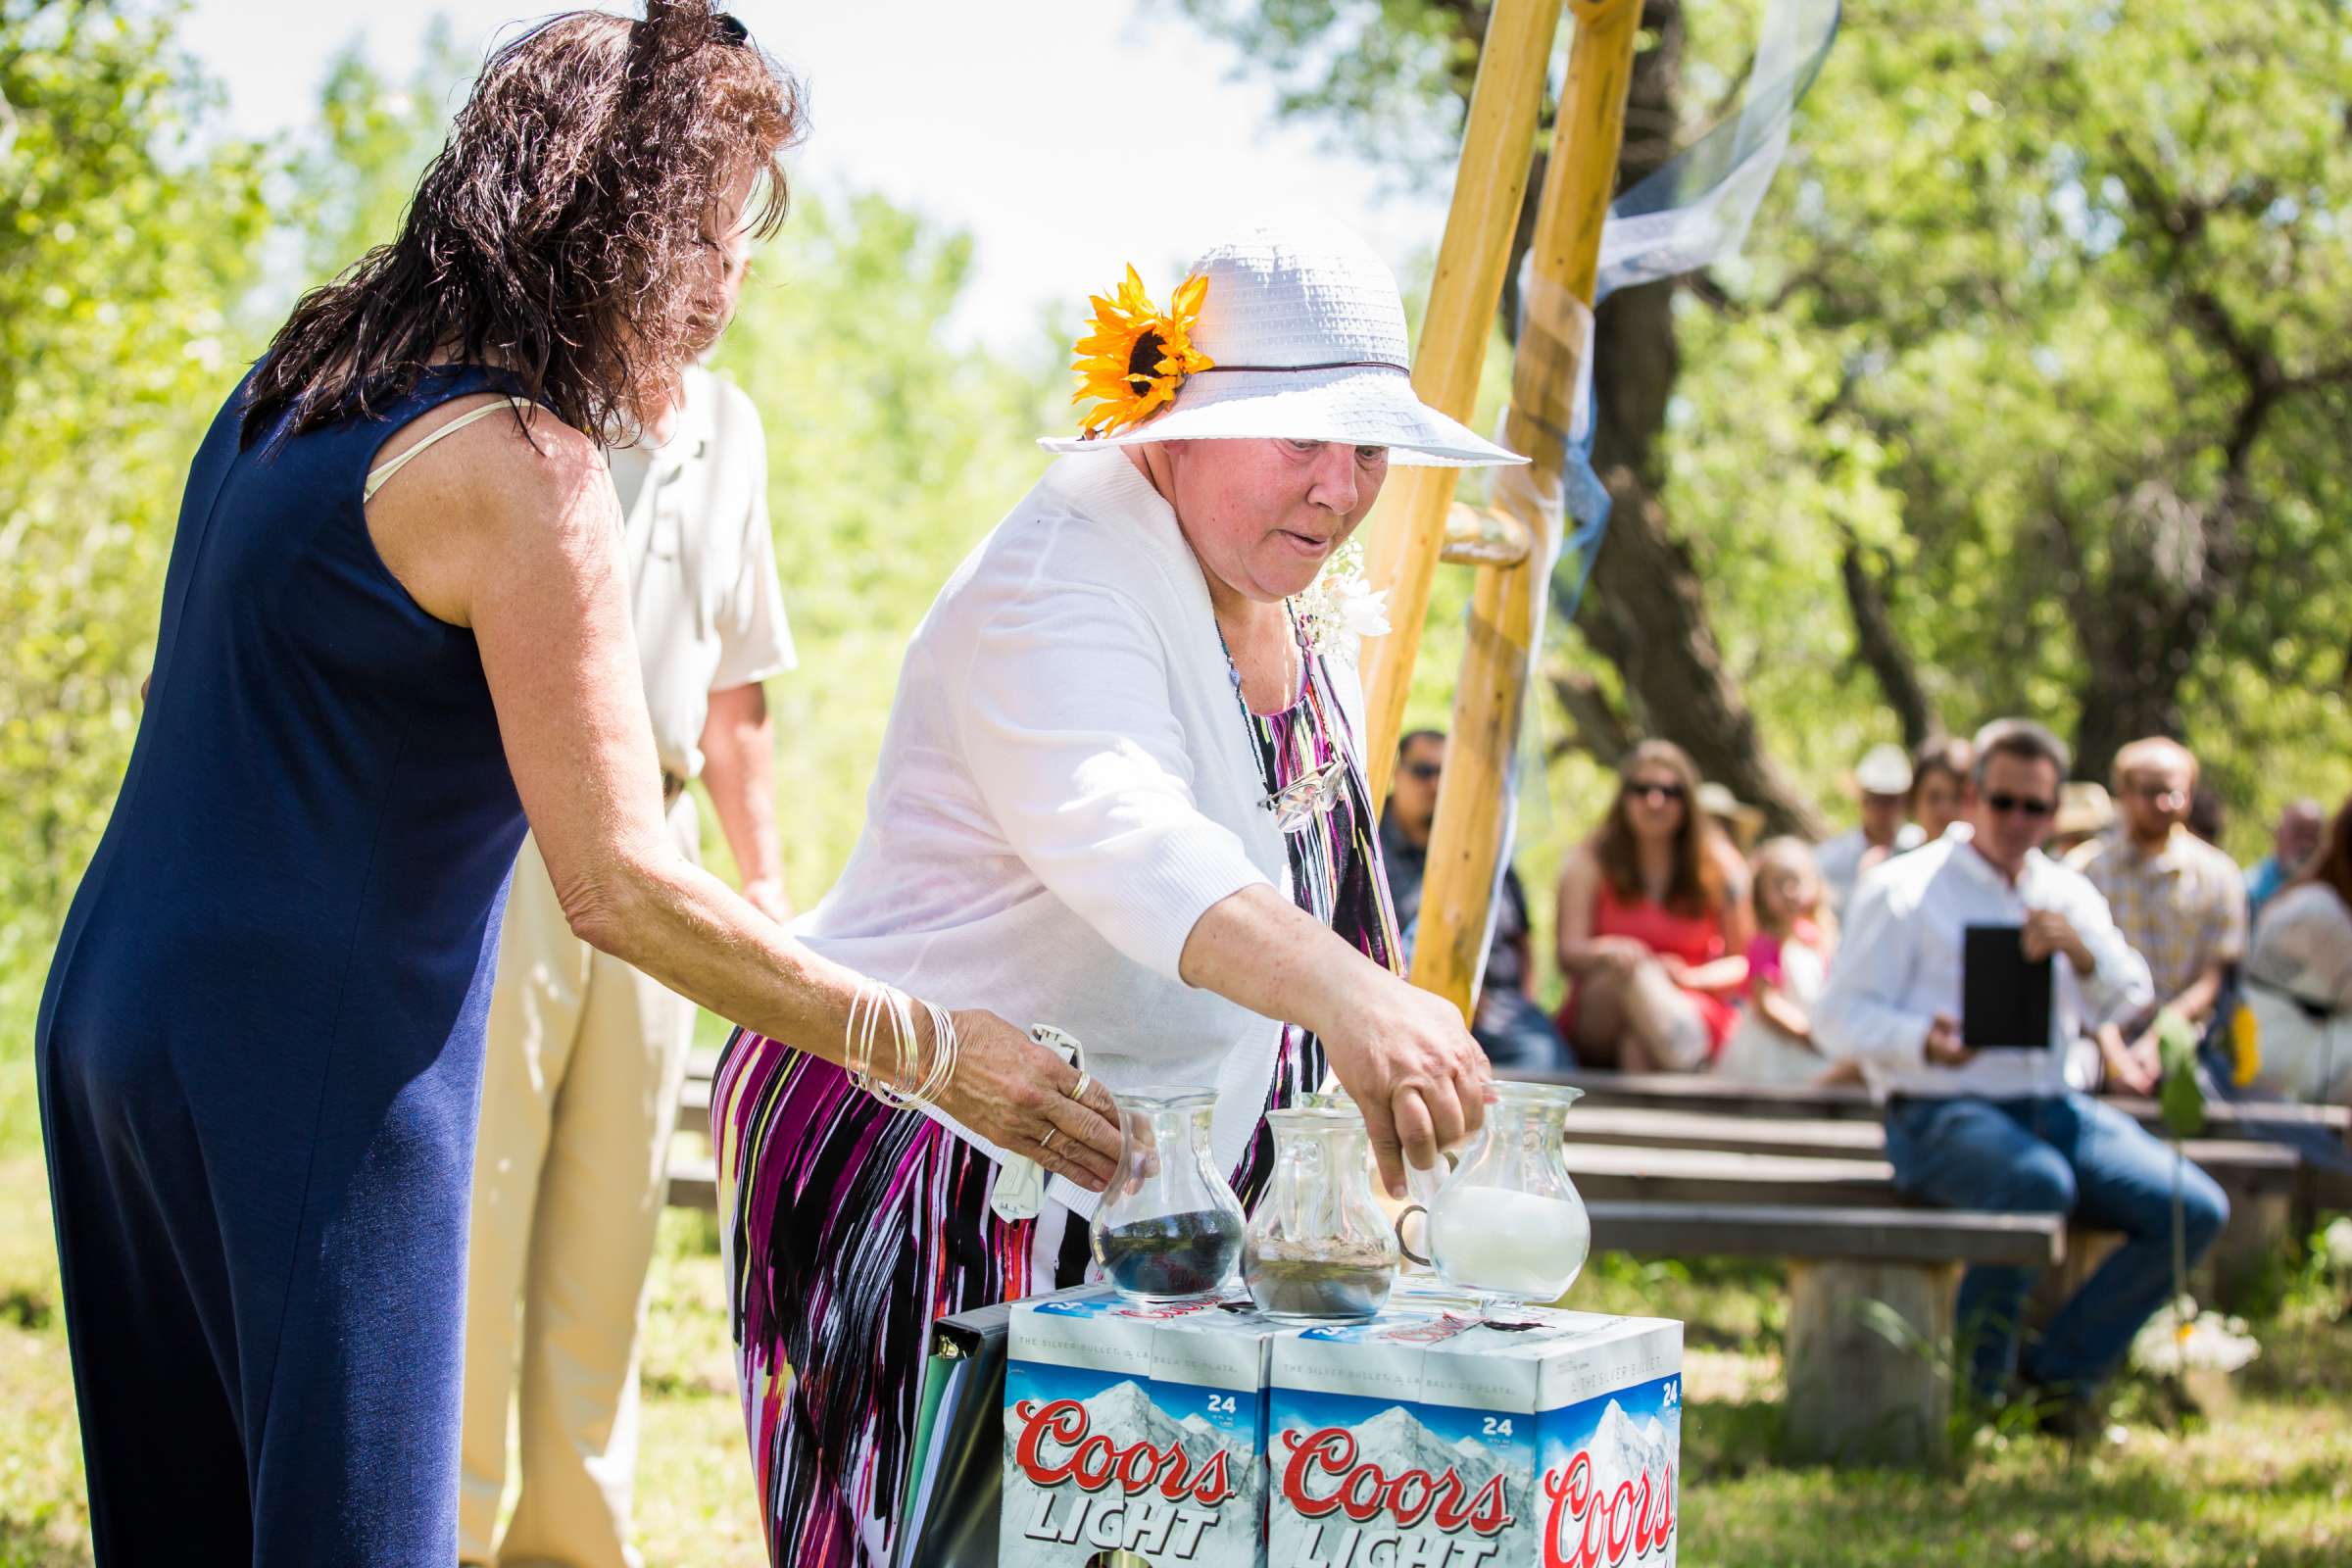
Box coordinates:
[1039,365,1527,468]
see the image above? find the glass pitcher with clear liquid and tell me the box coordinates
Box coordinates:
[1404,1083,1591,1304]
[1089,1088,1247,1304]
[1241,1106,1399,1322]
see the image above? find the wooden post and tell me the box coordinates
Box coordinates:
[1358,0,1566,809]
[1407,0,1645,1017]
[1785,1258,1960,1468]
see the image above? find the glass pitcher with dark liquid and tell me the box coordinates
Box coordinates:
[1089,1088,1246,1304]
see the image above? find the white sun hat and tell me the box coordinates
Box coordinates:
[1040,224,1527,468]
[1853,743,1916,798]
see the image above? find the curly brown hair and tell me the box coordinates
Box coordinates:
[243,1,802,448]
[1592,739,1726,919]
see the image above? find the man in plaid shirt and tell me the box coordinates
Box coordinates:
[2069,737,2248,1092]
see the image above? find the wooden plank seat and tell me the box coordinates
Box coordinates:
[680,1061,2348,1181]
[1520,1069,2352,1214]
[1558,1137,2297,1203]
[1559,1135,2296,1305]
[669,1154,717,1213]
[1585,1199,2061,1267]
[679,1074,712,1143]
[1589,1200,2066,1467]
[1513,1067,2352,1141]
[672,1093,2308,1283]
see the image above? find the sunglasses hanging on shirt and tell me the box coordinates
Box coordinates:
[1263,756,1349,834]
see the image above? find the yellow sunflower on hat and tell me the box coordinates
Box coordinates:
[1070,266,1214,439]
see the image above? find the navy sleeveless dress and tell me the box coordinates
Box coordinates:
[35,365,536,1565]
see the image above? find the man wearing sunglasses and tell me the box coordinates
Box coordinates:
[1817,718,2228,1432]
[1381,730,1570,1069]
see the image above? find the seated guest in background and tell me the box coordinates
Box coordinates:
[1696,780,1759,916]
[1816,718,2224,1425]
[1554,740,1752,1071]
[2241,794,2352,1105]
[2069,738,2246,1096]
[2188,782,2229,847]
[2048,780,2115,860]
[1698,780,1766,857]
[1717,837,1845,1085]
[1817,742,1925,914]
[1382,728,1571,1071]
[2247,797,2325,925]
[1908,735,1974,847]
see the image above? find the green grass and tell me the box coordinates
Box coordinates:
[1,1134,2346,1567]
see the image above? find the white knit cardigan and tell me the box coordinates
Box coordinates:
[796,450,1368,1216]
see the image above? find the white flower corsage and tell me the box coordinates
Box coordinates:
[1293,541,1391,662]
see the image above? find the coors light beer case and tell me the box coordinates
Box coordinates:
[1268,1306,1683,1568]
[1000,1288,1683,1568]
[1002,1289,1287,1568]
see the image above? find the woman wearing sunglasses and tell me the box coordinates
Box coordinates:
[1553,739,1756,1070]
[709,225,1522,1564]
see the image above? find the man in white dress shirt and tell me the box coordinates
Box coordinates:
[1816,718,2229,1426]
[460,226,796,1568]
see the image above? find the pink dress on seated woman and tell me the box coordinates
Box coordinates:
[1555,879,1740,1056]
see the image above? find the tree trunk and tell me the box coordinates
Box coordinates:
[1564,0,1828,839]
[1839,535,1939,749]
[1574,443,1828,838]
[1546,667,1638,766]
[2063,480,2224,780]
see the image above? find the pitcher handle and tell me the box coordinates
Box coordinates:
[1395,1203,1431,1267]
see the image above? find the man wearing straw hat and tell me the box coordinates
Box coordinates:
[1817,741,1926,915]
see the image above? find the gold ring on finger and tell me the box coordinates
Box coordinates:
[1068,1071,1093,1103]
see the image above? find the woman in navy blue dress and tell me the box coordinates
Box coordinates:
[31,6,1117,1563]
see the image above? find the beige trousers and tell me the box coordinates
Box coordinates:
[460,804,699,1568]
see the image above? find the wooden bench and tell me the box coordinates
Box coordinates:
[670,1085,2308,1295]
[661,1066,2315,1462]
[1519,1068,2352,1143]
[1558,1136,2299,1304]
[1526,1071,2352,1216]
[1588,1200,2065,1465]
[679,1074,714,1143]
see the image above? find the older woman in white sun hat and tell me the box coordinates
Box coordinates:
[707,223,1525,1564]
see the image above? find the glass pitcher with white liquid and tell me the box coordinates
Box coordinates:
[1402,1082,1591,1304]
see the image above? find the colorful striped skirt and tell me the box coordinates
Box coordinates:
[711,1020,1325,1567]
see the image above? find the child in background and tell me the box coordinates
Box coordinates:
[1716,838,1851,1085]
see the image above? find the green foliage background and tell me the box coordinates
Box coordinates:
[1183,0,2352,974]
[6,0,2351,1105]
[0,4,1070,1125]
[1,3,271,1137]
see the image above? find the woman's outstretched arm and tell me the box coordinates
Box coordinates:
[365,402,1120,1189]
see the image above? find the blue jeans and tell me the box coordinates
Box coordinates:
[1884,1092,2230,1400]
[1474,988,1574,1073]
